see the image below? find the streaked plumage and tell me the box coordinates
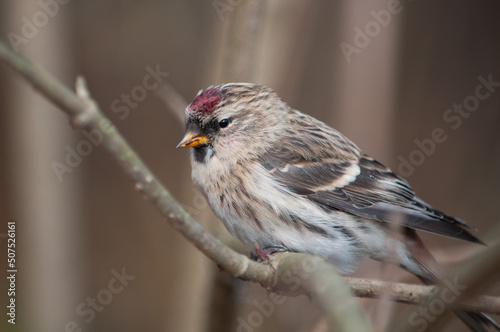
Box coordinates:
[177,83,498,331]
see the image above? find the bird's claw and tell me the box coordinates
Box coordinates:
[251,245,289,263]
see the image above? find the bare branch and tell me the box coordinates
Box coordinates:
[0,41,368,332]
[346,278,500,315]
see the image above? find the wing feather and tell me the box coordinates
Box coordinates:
[261,133,482,244]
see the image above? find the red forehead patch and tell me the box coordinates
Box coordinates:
[189,87,223,115]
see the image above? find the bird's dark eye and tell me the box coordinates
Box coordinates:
[218,118,230,128]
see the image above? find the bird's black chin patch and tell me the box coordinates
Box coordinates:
[193,145,214,163]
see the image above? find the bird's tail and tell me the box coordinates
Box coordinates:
[405,230,500,332]
[453,310,500,332]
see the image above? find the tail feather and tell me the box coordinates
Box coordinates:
[453,310,500,332]
[405,230,500,332]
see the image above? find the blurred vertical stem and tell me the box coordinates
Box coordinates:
[212,1,267,330]
[220,0,266,82]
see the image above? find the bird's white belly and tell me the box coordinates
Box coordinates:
[192,157,376,273]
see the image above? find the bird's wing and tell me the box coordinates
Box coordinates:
[261,142,482,244]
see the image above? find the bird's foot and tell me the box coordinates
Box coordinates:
[251,245,289,263]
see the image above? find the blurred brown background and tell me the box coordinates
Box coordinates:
[1,1,499,332]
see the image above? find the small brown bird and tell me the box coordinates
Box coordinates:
[178,83,498,331]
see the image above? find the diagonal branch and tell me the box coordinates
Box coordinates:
[0,41,368,332]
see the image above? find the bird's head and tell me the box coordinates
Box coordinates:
[177,83,288,162]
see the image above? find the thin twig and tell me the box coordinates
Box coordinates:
[346,278,500,315]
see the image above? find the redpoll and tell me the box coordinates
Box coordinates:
[178,83,498,331]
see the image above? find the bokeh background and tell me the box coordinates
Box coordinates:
[1,1,500,331]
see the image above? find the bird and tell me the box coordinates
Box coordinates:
[177,82,498,331]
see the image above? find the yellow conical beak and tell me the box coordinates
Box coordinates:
[176,131,209,148]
